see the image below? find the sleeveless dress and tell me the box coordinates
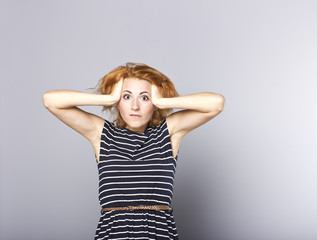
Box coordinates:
[94,118,179,240]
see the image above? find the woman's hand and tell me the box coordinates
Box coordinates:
[110,78,123,105]
[151,84,163,108]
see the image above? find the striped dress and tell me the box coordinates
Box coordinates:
[95,118,179,240]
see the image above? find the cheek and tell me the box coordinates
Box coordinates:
[117,100,126,113]
[144,103,155,114]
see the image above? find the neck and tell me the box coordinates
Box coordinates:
[126,125,147,134]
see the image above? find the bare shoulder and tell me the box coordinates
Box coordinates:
[165,113,179,137]
[165,115,185,159]
[89,114,106,142]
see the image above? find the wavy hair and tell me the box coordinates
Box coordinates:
[94,62,178,128]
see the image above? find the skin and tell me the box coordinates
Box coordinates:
[117,78,155,134]
[43,77,225,162]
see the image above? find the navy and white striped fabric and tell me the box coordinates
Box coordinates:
[95,118,179,240]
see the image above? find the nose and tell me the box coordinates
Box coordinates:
[131,98,140,110]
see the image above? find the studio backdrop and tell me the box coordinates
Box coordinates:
[1,1,317,240]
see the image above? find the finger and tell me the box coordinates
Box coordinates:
[114,79,123,92]
[151,84,158,95]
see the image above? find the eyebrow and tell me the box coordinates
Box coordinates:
[122,90,150,95]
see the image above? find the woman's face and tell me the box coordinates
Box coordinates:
[118,77,155,133]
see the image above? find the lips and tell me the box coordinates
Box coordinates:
[130,114,141,117]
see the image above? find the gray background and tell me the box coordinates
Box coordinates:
[1,0,317,239]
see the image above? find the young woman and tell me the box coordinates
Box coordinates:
[42,62,225,240]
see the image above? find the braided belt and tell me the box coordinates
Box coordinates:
[102,205,172,212]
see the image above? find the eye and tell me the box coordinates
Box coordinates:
[123,94,131,100]
[140,95,149,101]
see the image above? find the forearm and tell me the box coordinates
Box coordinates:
[155,92,225,113]
[42,90,116,109]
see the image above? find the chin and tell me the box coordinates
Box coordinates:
[127,121,147,128]
[124,118,150,130]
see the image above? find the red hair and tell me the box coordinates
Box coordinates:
[95,62,178,128]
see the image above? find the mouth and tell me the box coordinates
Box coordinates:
[130,114,141,118]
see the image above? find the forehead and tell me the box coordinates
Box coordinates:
[122,78,151,92]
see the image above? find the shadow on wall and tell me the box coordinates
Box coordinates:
[173,138,227,240]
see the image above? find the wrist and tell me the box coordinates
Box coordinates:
[153,97,170,109]
[103,94,120,107]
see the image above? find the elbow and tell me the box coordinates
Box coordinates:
[42,91,54,109]
[216,94,225,112]
[207,93,225,113]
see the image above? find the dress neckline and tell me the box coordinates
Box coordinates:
[124,126,149,136]
[107,118,166,136]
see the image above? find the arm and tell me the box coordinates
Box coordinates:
[42,79,122,144]
[151,85,225,139]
